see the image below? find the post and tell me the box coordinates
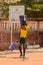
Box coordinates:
[11,22,13,44]
[37,21,39,45]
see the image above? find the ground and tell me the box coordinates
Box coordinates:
[0,50,43,65]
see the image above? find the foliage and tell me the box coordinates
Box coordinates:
[0,0,43,19]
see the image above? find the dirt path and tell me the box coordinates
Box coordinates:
[0,52,43,65]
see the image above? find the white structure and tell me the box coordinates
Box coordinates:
[9,6,25,22]
[9,5,25,44]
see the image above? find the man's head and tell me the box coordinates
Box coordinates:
[21,21,27,26]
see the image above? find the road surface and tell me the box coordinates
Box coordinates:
[0,51,43,65]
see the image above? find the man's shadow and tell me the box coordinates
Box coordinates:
[0,55,28,59]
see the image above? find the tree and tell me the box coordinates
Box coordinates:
[1,0,5,18]
[20,0,36,8]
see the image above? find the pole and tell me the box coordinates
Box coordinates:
[37,21,39,45]
[11,22,13,44]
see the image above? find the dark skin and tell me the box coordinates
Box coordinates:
[19,21,27,57]
[21,21,27,26]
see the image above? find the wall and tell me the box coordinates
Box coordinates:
[0,20,43,50]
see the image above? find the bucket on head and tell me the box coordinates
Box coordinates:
[19,15,24,25]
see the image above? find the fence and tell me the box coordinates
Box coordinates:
[0,20,43,50]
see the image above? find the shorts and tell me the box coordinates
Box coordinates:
[20,38,26,45]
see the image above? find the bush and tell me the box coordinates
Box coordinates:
[0,2,43,19]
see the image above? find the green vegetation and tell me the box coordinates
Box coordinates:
[33,4,43,9]
[0,0,43,19]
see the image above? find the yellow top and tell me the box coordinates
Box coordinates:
[20,25,28,38]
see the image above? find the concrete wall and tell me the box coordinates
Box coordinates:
[0,20,43,50]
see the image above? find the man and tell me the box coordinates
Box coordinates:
[19,21,28,58]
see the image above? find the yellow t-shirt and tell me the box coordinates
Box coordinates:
[20,25,28,38]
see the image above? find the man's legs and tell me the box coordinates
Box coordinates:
[23,43,26,57]
[19,38,26,57]
[19,45,22,57]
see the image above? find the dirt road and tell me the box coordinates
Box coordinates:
[0,51,43,65]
